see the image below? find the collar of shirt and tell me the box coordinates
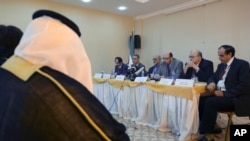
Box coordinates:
[226,57,234,67]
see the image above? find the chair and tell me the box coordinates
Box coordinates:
[218,110,234,141]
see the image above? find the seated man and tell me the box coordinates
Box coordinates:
[158,52,183,79]
[0,25,23,65]
[182,50,214,82]
[148,55,161,77]
[131,54,146,77]
[0,10,129,141]
[198,45,250,141]
[114,56,128,75]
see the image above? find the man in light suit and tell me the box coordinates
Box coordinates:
[183,50,214,82]
[198,45,250,141]
[158,52,183,79]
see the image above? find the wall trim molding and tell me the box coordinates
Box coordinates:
[135,0,220,19]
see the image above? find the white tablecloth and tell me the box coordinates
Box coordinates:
[93,79,205,141]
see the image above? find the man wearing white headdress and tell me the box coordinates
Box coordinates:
[0,10,129,141]
[15,9,93,93]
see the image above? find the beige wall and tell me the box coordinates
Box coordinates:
[1,0,250,74]
[0,0,134,74]
[136,0,250,71]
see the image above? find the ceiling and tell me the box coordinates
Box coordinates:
[49,0,195,19]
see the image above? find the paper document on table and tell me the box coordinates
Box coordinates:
[94,73,103,78]
[194,82,206,86]
[134,77,148,82]
[159,78,174,85]
[102,74,111,79]
[174,79,194,87]
[115,75,125,81]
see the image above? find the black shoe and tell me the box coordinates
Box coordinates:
[210,128,222,134]
[210,124,222,134]
[198,135,215,141]
[200,128,222,134]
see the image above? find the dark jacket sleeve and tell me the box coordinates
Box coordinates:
[175,61,183,78]
[207,63,223,85]
[195,60,214,82]
[223,60,250,97]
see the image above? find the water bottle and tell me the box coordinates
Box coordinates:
[141,70,144,77]
[101,71,104,78]
[191,74,198,82]
[111,69,115,79]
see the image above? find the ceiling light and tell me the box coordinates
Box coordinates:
[81,0,91,3]
[135,0,150,3]
[118,6,127,11]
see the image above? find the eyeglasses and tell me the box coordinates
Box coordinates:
[152,58,157,61]
[132,58,137,60]
[189,56,196,59]
[162,57,170,60]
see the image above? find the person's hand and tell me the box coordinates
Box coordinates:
[214,90,224,97]
[185,61,199,72]
[184,63,189,74]
[186,61,197,68]
[207,83,216,93]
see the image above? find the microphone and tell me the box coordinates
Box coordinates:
[131,66,136,70]
[135,67,144,75]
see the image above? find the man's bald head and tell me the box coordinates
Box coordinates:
[162,52,173,64]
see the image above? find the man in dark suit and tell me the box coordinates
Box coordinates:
[148,55,161,79]
[114,56,128,75]
[183,50,214,82]
[131,54,146,77]
[198,45,250,141]
[183,50,216,130]
[0,25,23,65]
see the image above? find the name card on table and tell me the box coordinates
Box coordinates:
[174,79,194,87]
[158,78,174,85]
[102,74,111,79]
[94,73,103,78]
[115,75,125,81]
[134,77,148,82]
[194,82,206,86]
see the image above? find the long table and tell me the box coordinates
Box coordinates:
[93,78,206,141]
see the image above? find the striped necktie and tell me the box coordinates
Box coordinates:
[220,64,227,79]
